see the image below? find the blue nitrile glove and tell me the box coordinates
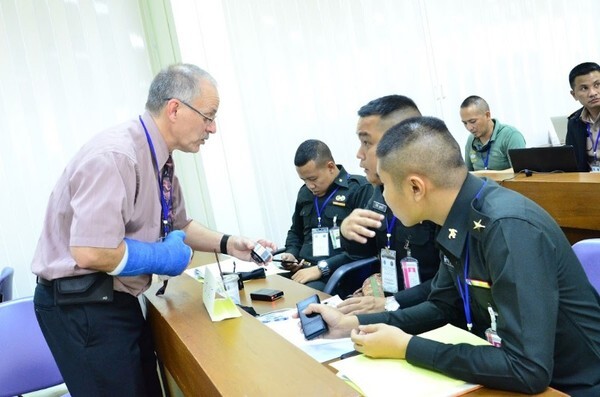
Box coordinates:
[118,230,192,276]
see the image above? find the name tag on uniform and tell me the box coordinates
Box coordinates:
[312,227,330,257]
[381,249,398,294]
[329,226,341,249]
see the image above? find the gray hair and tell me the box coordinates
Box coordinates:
[145,64,216,115]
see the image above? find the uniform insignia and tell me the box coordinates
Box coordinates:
[448,228,458,239]
[373,201,387,212]
[332,201,346,207]
[335,195,346,202]
[473,219,486,231]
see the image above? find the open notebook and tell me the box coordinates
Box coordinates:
[330,324,488,396]
[508,146,578,173]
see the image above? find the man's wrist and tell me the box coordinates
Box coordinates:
[317,260,330,276]
[220,234,230,255]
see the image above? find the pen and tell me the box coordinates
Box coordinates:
[340,350,361,360]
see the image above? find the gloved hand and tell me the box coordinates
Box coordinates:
[115,230,192,276]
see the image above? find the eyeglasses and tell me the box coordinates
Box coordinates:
[164,98,216,124]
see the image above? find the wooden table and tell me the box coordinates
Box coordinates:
[145,274,355,397]
[476,171,600,244]
[145,272,567,396]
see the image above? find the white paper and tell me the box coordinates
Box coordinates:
[258,308,354,363]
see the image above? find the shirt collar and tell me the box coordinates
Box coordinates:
[436,173,486,259]
[331,165,349,188]
[141,111,171,169]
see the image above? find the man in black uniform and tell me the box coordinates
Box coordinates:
[281,139,372,291]
[307,117,600,396]
[335,95,440,314]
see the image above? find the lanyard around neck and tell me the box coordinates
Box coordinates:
[456,179,487,332]
[481,141,493,170]
[139,115,172,237]
[385,216,397,249]
[314,186,340,227]
[586,123,600,161]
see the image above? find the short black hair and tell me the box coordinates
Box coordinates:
[358,95,420,118]
[294,139,334,167]
[569,62,600,88]
[376,116,466,188]
[459,95,489,111]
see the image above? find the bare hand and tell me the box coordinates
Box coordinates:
[351,323,411,359]
[292,265,321,284]
[280,253,303,273]
[228,236,277,264]
[340,209,384,243]
[300,303,359,339]
[337,296,386,315]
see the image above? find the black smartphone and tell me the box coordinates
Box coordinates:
[296,294,328,340]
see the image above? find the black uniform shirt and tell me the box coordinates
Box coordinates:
[357,173,600,396]
[342,185,440,307]
[284,165,372,271]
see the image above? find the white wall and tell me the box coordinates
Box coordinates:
[170,0,600,253]
[0,0,153,297]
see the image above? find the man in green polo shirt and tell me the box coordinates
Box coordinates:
[460,96,526,171]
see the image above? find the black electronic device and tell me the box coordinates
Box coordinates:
[508,146,579,173]
[296,294,328,340]
[250,243,273,264]
[250,288,284,301]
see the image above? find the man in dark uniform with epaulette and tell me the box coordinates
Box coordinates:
[307,117,600,396]
[280,139,372,291]
[334,95,440,314]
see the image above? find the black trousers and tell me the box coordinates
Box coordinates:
[34,283,162,397]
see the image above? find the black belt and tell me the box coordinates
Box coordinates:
[37,276,53,286]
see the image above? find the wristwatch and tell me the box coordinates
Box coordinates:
[317,260,330,277]
[384,296,400,312]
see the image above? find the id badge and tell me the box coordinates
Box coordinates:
[401,256,421,289]
[312,227,330,257]
[329,226,341,250]
[380,248,398,294]
[485,328,502,347]
[591,161,600,172]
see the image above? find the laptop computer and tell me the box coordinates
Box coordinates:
[508,146,579,173]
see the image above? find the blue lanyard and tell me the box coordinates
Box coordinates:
[586,123,600,162]
[314,186,340,227]
[482,141,493,170]
[456,179,487,332]
[139,116,172,237]
[385,216,397,249]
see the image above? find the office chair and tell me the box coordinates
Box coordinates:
[0,267,14,303]
[323,256,378,297]
[0,296,68,397]
[572,238,600,294]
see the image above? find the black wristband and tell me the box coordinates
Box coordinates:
[220,234,230,255]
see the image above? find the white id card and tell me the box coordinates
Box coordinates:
[591,161,600,172]
[401,256,420,289]
[329,226,341,249]
[312,227,330,257]
[380,248,398,294]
